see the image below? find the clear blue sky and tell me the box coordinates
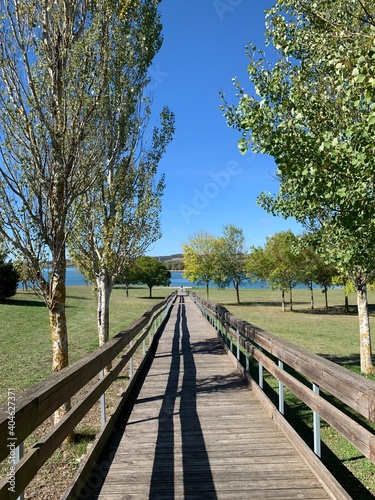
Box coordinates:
[146,0,302,256]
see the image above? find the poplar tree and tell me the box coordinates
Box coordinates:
[0,0,161,423]
[68,0,174,352]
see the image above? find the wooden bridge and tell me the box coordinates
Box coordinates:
[75,293,332,499]
[1,291,374,499]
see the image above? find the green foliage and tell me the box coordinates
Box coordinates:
[221,0,375,279]
[0,256,19,302]
[68,1,174,290]
[251,231,301,291]
[214,224,248,302]
[222,0,375,371]
[182,231,221,300]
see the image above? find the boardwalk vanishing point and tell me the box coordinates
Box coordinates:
[79,293,333,499]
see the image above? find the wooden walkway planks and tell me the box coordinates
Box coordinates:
[80,294,330,500]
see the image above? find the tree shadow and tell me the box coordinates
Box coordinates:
[3,297,46,307]
[318,353,362,366]
[223,300,282,308]
[293,305,358,316]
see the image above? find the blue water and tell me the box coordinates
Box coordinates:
[20,268,318,290]
[168,271,268,289]
[24,268,267,289]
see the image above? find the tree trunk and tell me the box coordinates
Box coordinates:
[281,289,285,312]
[206,281,209,301]
[149,285,153,298]
[97,275,112,346]
[49,252,71,430]
[309,282,314,310]
[97,274,113,373]
[356,282,374,374]
[289,287,293,311]
[324,286,328,309]
[235,284,240,304]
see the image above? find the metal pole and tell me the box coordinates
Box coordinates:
[99,369,106,427]
[16,443,24,500]
[278,360,284,415]
[313,383,321,457]
[246,344,250,373]
[143,328,146,355]
[259,347,263,389]
[236,330,240,361]
[129,340,133,379]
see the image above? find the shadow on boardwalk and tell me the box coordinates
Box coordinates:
[149,295,217,499]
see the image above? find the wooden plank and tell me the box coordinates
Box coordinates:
[74,294,333,500]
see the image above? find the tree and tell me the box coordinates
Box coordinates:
[133,256,171,298]
[297,239,320,310]
[116,263,140,297]
[222,0,375,373]
[182,231,219,300]
[313,260,337,311]
[246,245,272,287]
[215,224,248,303]
[264,231,302,311]
[0,254,19,301]
[68,1,174,352]
[0,0,162,426]
[297,234,338,311]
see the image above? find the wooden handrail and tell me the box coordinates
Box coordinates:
[0,292,177,499]
[190,292,375,464]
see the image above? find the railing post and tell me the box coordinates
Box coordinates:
[259,347,263,389]
[143,328,146,355]
[15,443,24,500]
[99,369,106,427]
[236,329,240,361]
[129,340,134,379]
[246,343,250,373]
[278,360,284,415]
[313,383,321,457]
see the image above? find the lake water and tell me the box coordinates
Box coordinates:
[21,268,315,290]
[63,268,268,289]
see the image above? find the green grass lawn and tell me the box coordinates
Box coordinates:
[198,286,373,371]
[0,285,172,401]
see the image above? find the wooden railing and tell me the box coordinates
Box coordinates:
[0,292,177,500]
[190,292,375,485]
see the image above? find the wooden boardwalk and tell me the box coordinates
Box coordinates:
[80,294,331,499]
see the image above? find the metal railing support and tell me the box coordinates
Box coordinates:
[313,383,321,457]
[99,369,106,427]
[278,360,284,415]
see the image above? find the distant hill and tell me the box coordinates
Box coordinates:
[155,254,183,262]
[155,254,183,270]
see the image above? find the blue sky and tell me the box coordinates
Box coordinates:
[146,0,302,256]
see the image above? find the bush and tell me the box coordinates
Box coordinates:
[0,259,19,301]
